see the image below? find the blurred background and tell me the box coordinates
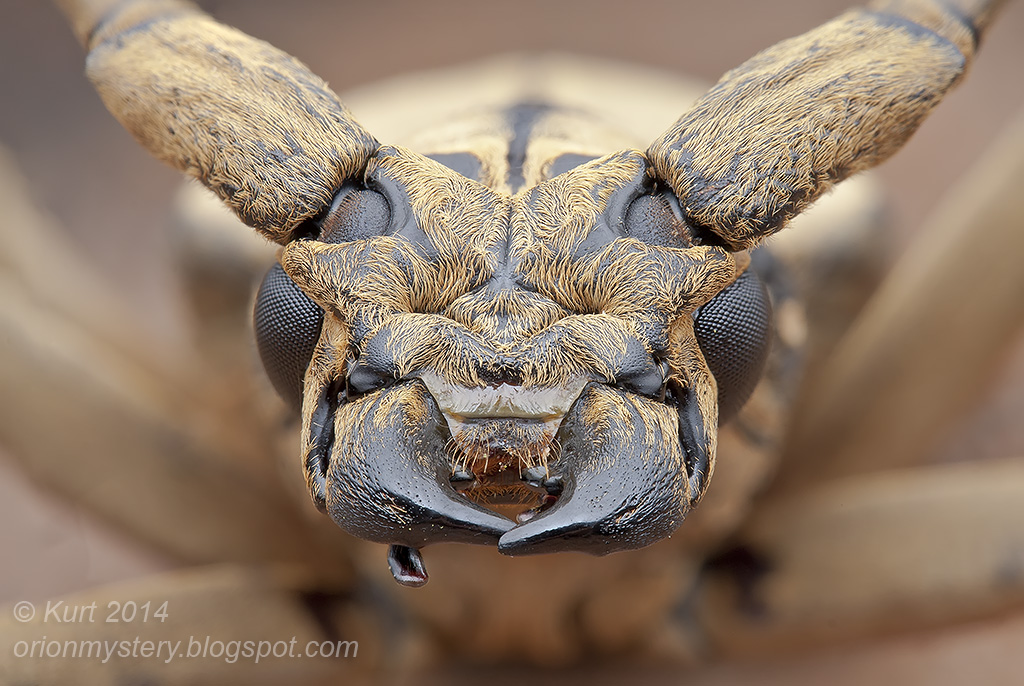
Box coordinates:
[2,0,1023,682]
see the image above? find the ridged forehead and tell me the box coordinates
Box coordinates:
[366,143,655,260]
[517,149,652,255]
[364,145,508,262]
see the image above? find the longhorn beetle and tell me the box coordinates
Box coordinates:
[53,0,1004,591]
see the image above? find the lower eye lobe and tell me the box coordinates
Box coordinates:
[253,262,324,410]
[693,269,773,422]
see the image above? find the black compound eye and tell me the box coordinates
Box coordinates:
[254,262,324,410]
[255,184,392,410]
[693,268,773,423]
[317,185,391,243]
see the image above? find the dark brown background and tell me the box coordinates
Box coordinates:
[2,0,1023,681]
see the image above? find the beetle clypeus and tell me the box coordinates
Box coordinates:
[51,0,1003,584]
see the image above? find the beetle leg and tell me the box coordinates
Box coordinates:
[0,146,344,571]
[700,457,1024,655]
[781,109,1024,488]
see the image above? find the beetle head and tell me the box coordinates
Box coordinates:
[255,144,772,581]
[67,0,983,587]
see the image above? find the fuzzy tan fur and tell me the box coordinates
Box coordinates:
[54,0,1003,577]
[58,0,999,249]
[280,143,736,513]
[31,0,1014,663]
[647,1,995,249]
[62,0,378,243]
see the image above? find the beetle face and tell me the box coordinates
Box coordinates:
[255,142,772,576]
[57,0,988,591]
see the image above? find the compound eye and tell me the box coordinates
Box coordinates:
[253,262,323,410]
[317,186,391,243]
[254,185,391,410]
[693,268,773,423]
